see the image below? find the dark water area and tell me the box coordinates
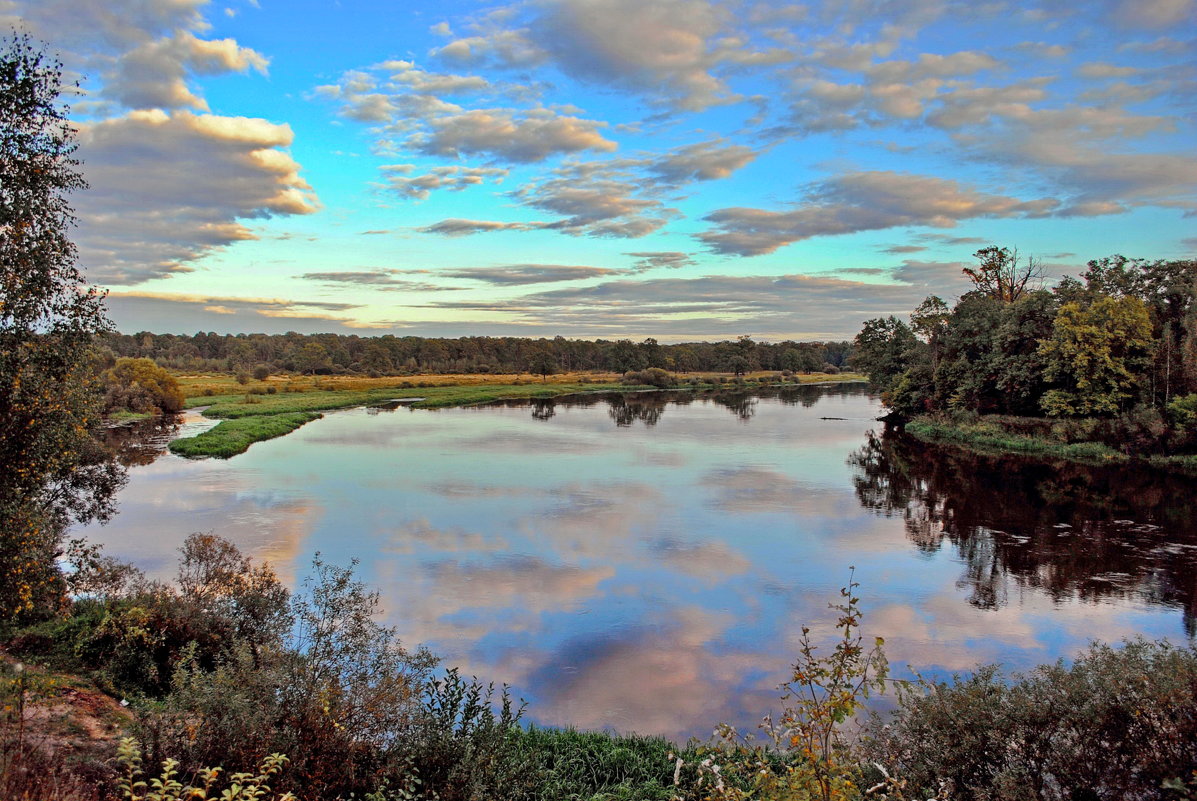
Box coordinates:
[852,432,1197,635]
[78,384,1195,741]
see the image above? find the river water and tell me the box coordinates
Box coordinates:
[84,384,1195,741]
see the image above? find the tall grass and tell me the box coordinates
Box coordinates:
[905,418,1128,465]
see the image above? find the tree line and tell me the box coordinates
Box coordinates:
[853,247,1197,439]
[98,331,854,378]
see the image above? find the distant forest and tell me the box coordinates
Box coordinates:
[98,332,855,377]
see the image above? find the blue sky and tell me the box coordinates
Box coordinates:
[7,0,1196,340]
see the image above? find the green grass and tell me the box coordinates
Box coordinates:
[508,726,686,801]
[906,417,1130,465]
[168,412,321,459]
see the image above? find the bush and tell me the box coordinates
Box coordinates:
[139,553,436,799]
[252,365,271,381]
[621,368,676,388]
[103,358,185,414]
[864,638,1197,800]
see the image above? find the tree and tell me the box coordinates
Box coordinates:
[852,316,918,395]
[293,342,331,374]
[1038,296,1153,417]
[103,357,186,413]
[963,246,1043,303]
[527,349,557,382]
[0,35,123,617]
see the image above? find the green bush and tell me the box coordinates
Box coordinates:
[621,368,676,388]
[103,358,186,414]
[863,638,1197,800]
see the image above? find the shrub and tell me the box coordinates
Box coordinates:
[1169,393,1197,429]
[252,365,271,381]
[622,368,676,388]
[115,738,294,801]
[138,553,436,799]
[103,358,186,414]
[863,638,1197,800]
[683,573,890,801]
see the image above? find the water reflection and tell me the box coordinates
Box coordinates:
[849,431,1197,633]
[79,384,1193,741]
[103,415,184,466]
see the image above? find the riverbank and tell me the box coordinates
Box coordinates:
[166,371,865,458]
[905,414,1197,473]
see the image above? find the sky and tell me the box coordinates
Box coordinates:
[5,0,1196,342]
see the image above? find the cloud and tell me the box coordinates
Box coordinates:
[299,270,461,292]
[74,109,319,284]
[624,251,695,272]
[881,244,929,254]
[698,171,1057,257]
[441,264,623,285]
[1076,61,1142,79]
[1110,0,1195,28]
[532,0,736,110]
[3,0,269,115]
[418,218,547,237]
[511,172,676,237]
[649,139,758,183]
[916,233,988,246]
[315,58,615,164]
[410,108,617,162]
[380,164,509,200]
[104,32,269,110]
[103,291,390,335]
[431,26,547,69]
[414,268,970,340]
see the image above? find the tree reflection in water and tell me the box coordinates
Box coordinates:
[103,415,184,467]
[849,431,1197,635]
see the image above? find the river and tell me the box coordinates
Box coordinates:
[83,383,1194,741]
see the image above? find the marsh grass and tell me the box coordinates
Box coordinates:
[906,418,1128,465]
[167,413,321,459]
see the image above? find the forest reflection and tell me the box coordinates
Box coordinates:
[516,383,856,427]
[849,431,1197,634]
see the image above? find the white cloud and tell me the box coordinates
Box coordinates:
[75,110,318,283]
[649,139,758,183]
[380,164,509,200]
[698,171,1057,257]
[410,108,617,162]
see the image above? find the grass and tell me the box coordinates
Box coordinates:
[167,412,321,459]
[508,726,689,801]
[167,371,866,459]
[906,416,1133,465]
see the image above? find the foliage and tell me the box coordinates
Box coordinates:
[962,246,1043,303]
[116,737,296,801]
[391,668,528,800]
[851,317,918,404]
[103,358,186,415]
[1038,295,1153,417]
[863,638,1197,801]
[101,330,855,378]
[854,247,1197,456]
[137,550,436,799]
[1168,393,1197,429]
[622,368,677,388]
[0,33,124,619]
[681,574,890,801]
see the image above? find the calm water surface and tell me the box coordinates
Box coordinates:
[86,385,1196,741]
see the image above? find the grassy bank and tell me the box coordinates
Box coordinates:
[905,414,1197,473]
[168,371,864,457]
[167,412,321,459]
